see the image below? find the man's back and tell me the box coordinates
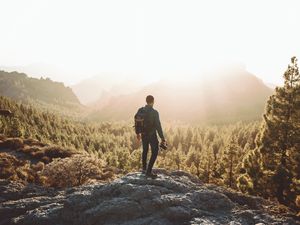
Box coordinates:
[140,105,164,140]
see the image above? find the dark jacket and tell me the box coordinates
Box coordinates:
[138,105,165,140]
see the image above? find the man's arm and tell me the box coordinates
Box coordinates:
[155,111,165,140]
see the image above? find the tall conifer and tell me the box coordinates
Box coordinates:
[256,57,300,204]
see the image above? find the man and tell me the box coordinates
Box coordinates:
[136,95,166,179]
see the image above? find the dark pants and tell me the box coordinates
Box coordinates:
[142,133,159,173]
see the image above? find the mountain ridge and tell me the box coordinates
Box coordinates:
[0,70,81,106]
[88,67,273,123]
[71,72,148,105]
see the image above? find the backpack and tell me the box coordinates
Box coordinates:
[134,107,150,134]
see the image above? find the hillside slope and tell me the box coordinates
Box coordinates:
[0,136,121,188]
[89,66,273,123]
[0,70,81,110]
[0,96,136,157]
[0,170,298,225]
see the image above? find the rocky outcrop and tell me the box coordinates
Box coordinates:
[0,169,298,225]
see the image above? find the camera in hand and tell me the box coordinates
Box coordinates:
[159,141,168,150]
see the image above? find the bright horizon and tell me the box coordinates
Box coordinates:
[0,0,299,86]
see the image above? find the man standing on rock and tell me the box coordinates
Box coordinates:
[134,95,166,179]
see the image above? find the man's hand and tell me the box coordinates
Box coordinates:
[137,133,141,142]
[160,139,168,150]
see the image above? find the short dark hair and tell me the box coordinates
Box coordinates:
[146,95,154,104]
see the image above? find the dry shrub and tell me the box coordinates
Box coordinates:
[43,146,75,159]
[0,137,115,187]
[20,145,41,154]
[0,134,6,141]
[0,152,46,184]
[20,146,33,153]
[0,138,24,149]
[20,145,39,154]
[0,153,26,167]
[42,154,103,187]
[41,156,50,163]
[296,196,300,217]
[23,138,46,147]
[103,166,123,175]
[0,153,28,182]
[29,161,47,185]
[16,167,29,180]
[32,150,46,158]
[100,171,115,181]
[32,162,45,171]
[19,144,76,163]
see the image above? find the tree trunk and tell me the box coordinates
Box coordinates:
[229,156,233,188]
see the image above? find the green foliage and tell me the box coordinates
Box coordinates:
[0,95,261,188]
[240,57,300,209]
[222,137,242,188]
[8,117,23,137]
[237,148,264,195]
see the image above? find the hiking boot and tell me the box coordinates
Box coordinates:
[145,171,158,179]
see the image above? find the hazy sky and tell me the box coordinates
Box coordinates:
[0,0,299,85]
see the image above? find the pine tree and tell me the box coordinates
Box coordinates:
[185,148,201,178]
[222,137,241,188]
[9,117,23,137]
[200,146,215,183]
[237,148,264,195]
[255,57,300,204]
[129,149,141,171]
[165,146,183,170]
[116,147,130,171]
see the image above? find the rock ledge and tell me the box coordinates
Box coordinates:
[0,169,298,225]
